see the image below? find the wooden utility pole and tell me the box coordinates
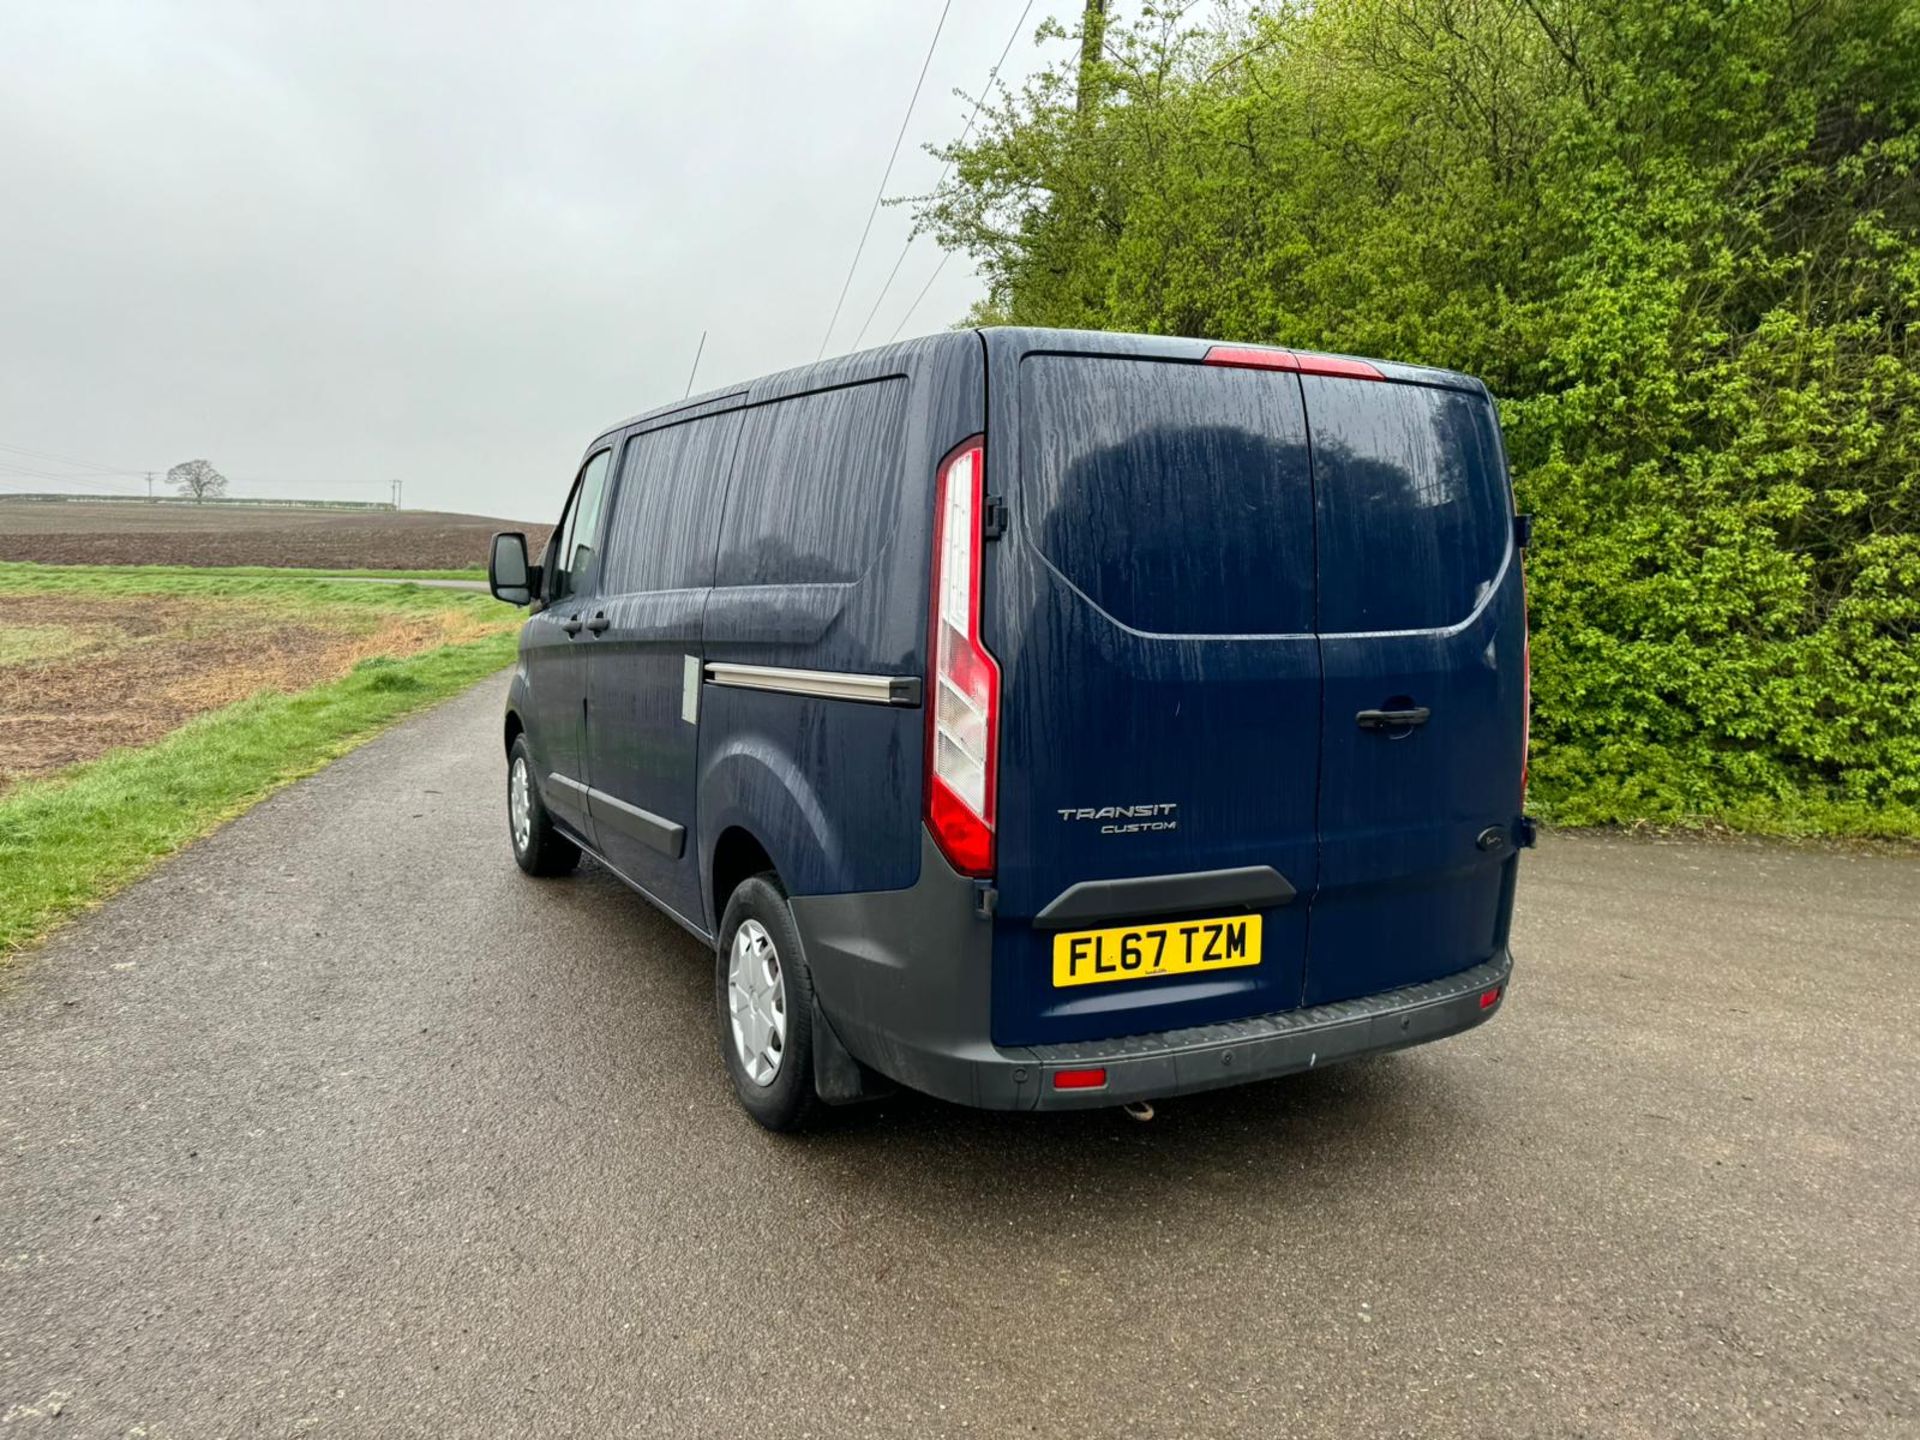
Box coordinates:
[1077,0,1108,114]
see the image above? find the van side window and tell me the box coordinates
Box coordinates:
[551,449,613,602]
[1303,380,1510,632]
[602,412,743,595]
[715,379,908,587]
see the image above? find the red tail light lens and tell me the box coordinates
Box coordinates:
[1052,1067,1108,1090]
[926,437,999,877]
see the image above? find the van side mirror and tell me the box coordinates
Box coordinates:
[488,531,538,606]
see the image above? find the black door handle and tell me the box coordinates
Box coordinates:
[560,616,584,637]
[584,612,610,635]
[1356,706,1430,731]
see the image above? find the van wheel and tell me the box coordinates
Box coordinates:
[716,873,819,1132]
[507,735,580,877]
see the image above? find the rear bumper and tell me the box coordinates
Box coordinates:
[1017,953,1509,1110]
[789,832,1513,1112]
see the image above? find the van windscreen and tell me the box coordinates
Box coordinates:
[1016,356,1316,635]
[1303,377,1511,633]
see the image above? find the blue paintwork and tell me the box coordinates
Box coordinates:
[1303,375,1526,1003]
[694,333,983,928]
[584,405,744,924]
[985,343,1323,1046]
[521,445,614,842]
[505,323,1522,1067]
[507,330,983,937]
[976,329,1523,1048]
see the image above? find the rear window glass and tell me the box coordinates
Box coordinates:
[602,411,741,595]
[715,378,908,587]
[1304,378,1511,632]
[1017,356,1316,635]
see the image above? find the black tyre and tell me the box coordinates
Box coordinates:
[716,872,819,1132]
[507,733,581,877]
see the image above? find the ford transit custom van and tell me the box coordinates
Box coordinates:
[488,328,1533,1130]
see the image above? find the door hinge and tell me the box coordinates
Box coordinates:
[972,880,998,919]
[1514,512,1535,549]
[1515,815,1539,849]
[982,495,1008,541]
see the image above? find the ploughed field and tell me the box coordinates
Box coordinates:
[0,567,517,792]
[0,498,550,571]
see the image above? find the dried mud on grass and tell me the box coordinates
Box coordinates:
[0,594,498,789]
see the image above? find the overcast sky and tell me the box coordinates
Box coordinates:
[0,1,1070,522]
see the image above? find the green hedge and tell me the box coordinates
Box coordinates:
[924,0,1920,836]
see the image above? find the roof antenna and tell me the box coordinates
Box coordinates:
[683,329,708,399]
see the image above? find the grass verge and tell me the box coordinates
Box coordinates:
[0,632,517,960]
[0,560,486,584]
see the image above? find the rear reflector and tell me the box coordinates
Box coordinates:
[1204,344,1385,380]
[925,436,1000,878]
[1480,986,1503,1010]
[1052,1067,1108,1091]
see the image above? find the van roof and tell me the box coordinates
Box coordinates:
[591,330,977,449]
[976,327,1488,394]
[589,326,1485,451]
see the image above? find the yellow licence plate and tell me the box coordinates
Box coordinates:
[1051,914,1262,989]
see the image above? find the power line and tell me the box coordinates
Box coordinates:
[0,476,142,499]
[857,0,1035,351]
[816,0,955,360]
[0,439,142,475]
[889,251,960,344]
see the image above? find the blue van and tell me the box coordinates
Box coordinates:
[487,328,1532,1130]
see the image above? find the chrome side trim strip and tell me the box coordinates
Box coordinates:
[704,662,922,707]
[547,772,589,795]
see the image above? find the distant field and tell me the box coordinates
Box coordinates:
[0,563,518,791]
[0,562,523,953]
[0,499,552,571]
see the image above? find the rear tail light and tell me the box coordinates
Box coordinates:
[1052,1067,1107,1091]
[926,437,1000,877]
[1480,986,1503,1010]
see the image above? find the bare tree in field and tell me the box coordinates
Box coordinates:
[168,459,228,503]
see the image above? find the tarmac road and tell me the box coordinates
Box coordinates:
[3,674,1915,1438]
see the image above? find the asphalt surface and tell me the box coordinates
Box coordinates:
[3,674,1916,1438]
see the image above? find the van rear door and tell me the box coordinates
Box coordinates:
[983,340,1323,1048]
[1302,375,1525,1004]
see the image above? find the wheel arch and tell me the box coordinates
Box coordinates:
[710,825,778,930]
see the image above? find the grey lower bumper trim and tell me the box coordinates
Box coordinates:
[790,828,1512,1112]
[1021,954,1510,1109]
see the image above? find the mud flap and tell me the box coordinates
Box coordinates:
[812,997,895,1105]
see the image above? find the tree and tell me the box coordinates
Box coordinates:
[919,0,1920,837]
[168,459,228,503]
